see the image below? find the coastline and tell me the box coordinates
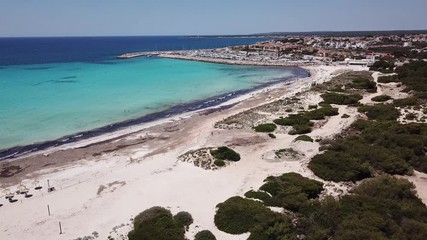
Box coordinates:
[158,53,310,67]
[0,66,308,161]
[0,64,370,240]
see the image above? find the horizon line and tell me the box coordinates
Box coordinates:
[1,29,427,38]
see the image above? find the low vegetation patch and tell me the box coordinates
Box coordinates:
[128,207,186,240]
[215,174,325,239]
[215,173,427,240]
[210,147,240,162]
[393,97,420,107]
[378,75,398,83]
[321,92,363,105]
[213,159,225,167]
[309,119,427,182]
[371,95,392,102]
[358,104,400,120]
[345,77,377,92]
[259,172,324,211]
[298,176,427,239]
[294,135,314,142]
[274,105,338,135]
[253,123,277,133]
[274,148,302,158]
[194,230,216,240]
[244,190,271,202]
[173,211,193,229]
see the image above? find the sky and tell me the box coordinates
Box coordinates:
[0,0,426,37]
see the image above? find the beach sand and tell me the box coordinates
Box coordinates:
[3,64,423,240]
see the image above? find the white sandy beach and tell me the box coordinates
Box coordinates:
[1,64,425,240]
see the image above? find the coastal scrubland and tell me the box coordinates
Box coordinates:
[207,60,427,239]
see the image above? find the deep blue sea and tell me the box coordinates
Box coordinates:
[0,36,308,159]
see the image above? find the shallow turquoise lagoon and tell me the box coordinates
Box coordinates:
[0,57,302,150]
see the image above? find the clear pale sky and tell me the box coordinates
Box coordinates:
[1,0,426,37]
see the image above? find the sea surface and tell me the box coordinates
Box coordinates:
[0,36,308,159]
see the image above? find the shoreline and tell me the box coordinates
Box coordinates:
[117,50,313,67]
[0,66,308,161]
[158,53,311,67]
[0,64,371,240]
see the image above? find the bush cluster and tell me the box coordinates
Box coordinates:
[345,77,377,92]
[259,173,324,212]
[371,95,392,102]
[194,230,216,240]
[215,174,427,240]
[358,104,400,120]
[210,147,241,162]
[244,190,271,202]
[370,59,395,72]
[309,119,427,182]
[378,75,398,83]
[215,175,323,239]
[274,105,339,135]
[128,207,186,240]
[299,176,427,240]
[213,159,225,167]
[396,60,427,93]
[253,123,277,133]
[173,211,193,228]
[393,97,420,107]
[294,135,314,142]
[321,92,363,105]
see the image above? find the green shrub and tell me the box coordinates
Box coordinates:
[317,107,340,116]
[268,133,276,139]
[396,60,427,93]
[214,159,225,167]
[259,173,323,211]
[289,124,312,135]
[341,114,350,118]
[244,190,271,202]
[378,75,398,83]
[274,114,310,126]
[371,95,392,102]
[300,176,427,239]
[319,102,333,108]
[321,92,363,105]
[210,147,241,161]
[345,77,377,92]
[173,211,193,228]
[214,196,270,234]
[405,113,417,120]
[309,151,371,182]
[294,135,314,142]
[358,105,400,120]
[215,196,296,239]
[128,207,185,240]
[308,104,318,109]
[194,230,216,240]
[285,108,293,112]
[253,123,277,133]
[393,97,419,107]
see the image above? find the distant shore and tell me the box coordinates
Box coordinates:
[158,53,308,67]
[116,51,312,67]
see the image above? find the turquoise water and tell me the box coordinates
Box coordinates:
[0,57,301,150]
